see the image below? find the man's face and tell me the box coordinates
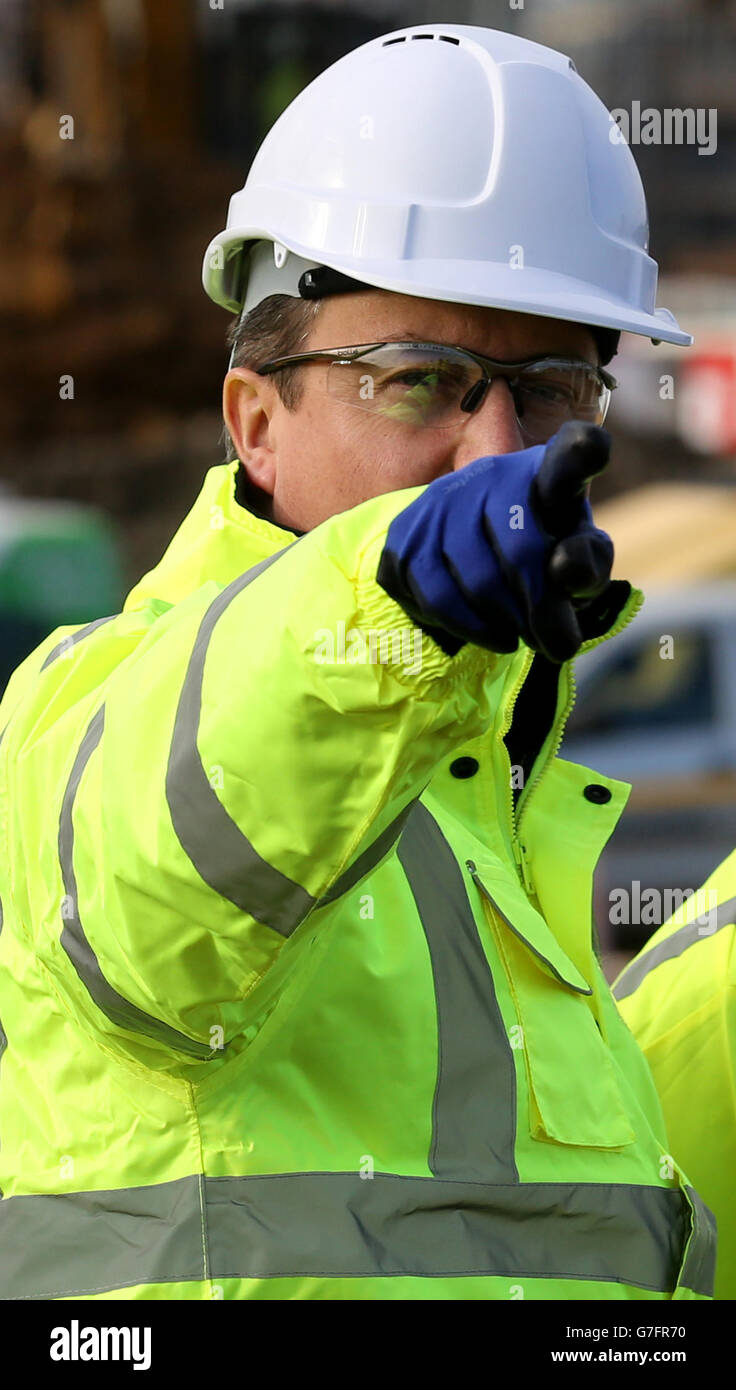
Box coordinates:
[223,290,599,533]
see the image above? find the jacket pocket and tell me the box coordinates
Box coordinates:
[468,859,636,1149]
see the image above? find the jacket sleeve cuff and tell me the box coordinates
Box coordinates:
[353,525,501,691]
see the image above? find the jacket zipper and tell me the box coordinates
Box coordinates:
[494,647,534,888]
[508,590,645,892]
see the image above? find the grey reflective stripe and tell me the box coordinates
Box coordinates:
[680,1185,718,1299]
[317,798,421,907]
[0,1176,204,1299]
[40,614,117,670]
[612,895,736,1002]
[166,543,416,934]
[207,1174,695,1290]
[0,1171,709,1299]
[59,706,215,1060]
[166,547,313,937]
[397,805,518,1183]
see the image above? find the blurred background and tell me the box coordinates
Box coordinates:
[2,0,736,975]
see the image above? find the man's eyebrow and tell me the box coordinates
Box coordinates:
[375,331,454,345]
[377,331,432,341]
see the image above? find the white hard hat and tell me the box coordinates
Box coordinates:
[202,22,691,350]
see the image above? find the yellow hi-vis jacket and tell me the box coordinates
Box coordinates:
[0,461,716,1300]
[614,850,736,1299]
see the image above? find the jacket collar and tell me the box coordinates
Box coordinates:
[123,462,298,613]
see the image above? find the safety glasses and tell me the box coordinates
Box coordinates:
[255,340,617,443]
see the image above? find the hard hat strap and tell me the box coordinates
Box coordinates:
[297,264,374,299]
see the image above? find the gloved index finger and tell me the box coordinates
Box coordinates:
[547,523,614,601]
[531,421,611,538]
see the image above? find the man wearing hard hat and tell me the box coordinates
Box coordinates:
[0,24,715,1299]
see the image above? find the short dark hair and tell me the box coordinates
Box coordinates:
[220,294,322,463]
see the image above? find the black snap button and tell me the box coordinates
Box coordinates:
[450,756,479,780]
[584,783,612,804]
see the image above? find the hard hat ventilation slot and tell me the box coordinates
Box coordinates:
[382,33,461,46]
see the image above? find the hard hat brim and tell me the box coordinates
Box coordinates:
[203,231,692,348]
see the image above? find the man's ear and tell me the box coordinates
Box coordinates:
[222,367,277,496]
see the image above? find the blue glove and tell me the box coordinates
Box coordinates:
[376,421,615,664]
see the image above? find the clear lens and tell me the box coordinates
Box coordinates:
[326,344,482,427]
[512,360,610,441]
[325,344,610,441]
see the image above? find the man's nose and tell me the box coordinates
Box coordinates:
[450,378,525,468]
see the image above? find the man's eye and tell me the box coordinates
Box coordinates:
[380,368,466,392]
[385,370,436,388]
[519,381,575,405]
